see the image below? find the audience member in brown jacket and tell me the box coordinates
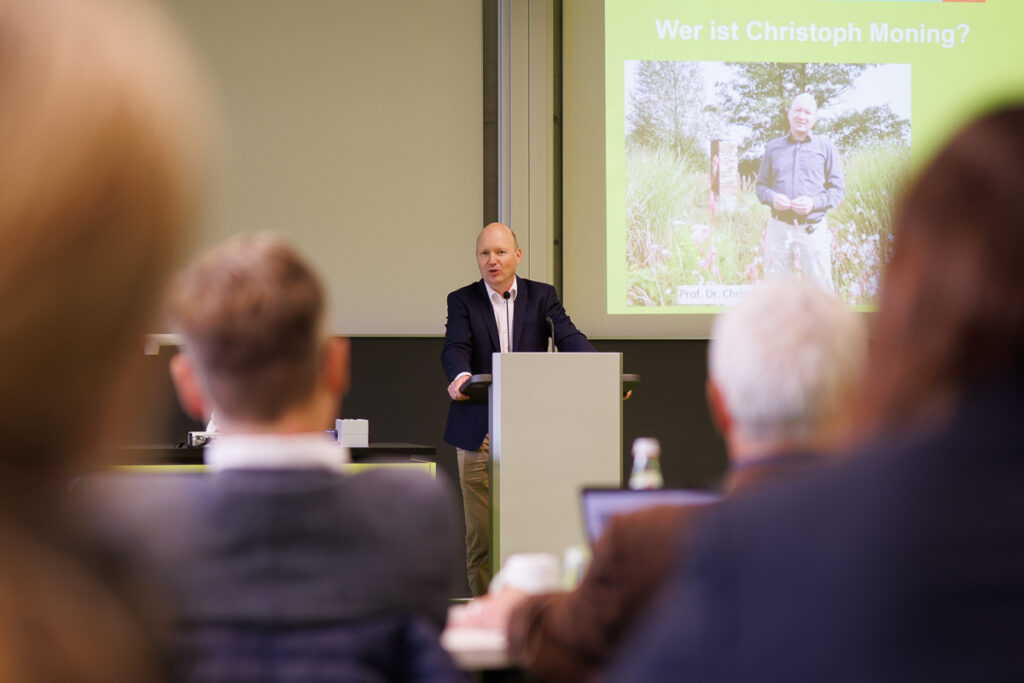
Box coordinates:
[449,279,866,682]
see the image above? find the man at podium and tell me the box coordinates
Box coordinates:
[442,222,594,595]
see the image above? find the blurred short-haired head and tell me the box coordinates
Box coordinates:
[0,0,210,498]
[166,234,328,423]
[861,104,1024,433]
[709,279,866,451]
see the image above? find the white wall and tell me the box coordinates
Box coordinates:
[165,0,483,335]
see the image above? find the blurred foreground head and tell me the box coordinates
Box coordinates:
[166,233,349,433]
[0,0,210,501]
[0,0,212,678]
[708,279,866,459]
[862,104,1024,433]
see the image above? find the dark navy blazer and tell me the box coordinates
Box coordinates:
[87,467,465,682]
[608,374,1024,682]
[441,277,594,451]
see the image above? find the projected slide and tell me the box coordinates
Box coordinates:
[605,0,1019,315]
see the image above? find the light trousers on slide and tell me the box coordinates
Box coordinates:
[764,216,834,292]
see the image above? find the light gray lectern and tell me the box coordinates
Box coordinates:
[489,352,623,574]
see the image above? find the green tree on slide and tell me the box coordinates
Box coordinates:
[627,60,711,166]
[713,62,907,158]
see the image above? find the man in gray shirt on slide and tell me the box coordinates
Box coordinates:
[755,93,844,292]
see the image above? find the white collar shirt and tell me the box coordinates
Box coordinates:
[485,276,518,353]
[204,432,350,472]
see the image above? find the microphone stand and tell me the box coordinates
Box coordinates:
[503,290,512,352]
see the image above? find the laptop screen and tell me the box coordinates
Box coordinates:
[580,487,720,545]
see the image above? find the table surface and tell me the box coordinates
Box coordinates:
[113,442,436,465]
[441,625,512,671]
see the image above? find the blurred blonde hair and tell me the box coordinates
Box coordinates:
[0,1,212,679]
[0,526,158,683]
[0,0,211,498]
[166,233,326,423]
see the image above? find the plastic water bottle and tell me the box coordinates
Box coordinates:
[629,437,664,489]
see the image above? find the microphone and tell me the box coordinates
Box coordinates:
[503,290,512,352]
[546,316,557,352]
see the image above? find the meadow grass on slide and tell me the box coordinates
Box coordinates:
[625,143,763,306]
[832,144,908,304]
[624,142,908,306]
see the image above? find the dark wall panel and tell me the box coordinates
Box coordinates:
[146,337,729,490]
[145,336,728,598]
[342,338,729,492]
[594,339,728,488]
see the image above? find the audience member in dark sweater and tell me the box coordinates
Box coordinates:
[89,235,463,682]
[449,278,865,682]
[608,105,1024,683]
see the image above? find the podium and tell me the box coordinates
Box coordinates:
[485,352,625,574]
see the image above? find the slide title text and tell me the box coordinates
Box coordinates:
[655,19,970,49]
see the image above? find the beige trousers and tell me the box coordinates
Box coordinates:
[456,435,491,596]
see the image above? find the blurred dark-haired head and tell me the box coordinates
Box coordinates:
[860,105,1024,433]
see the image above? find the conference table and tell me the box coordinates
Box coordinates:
[442,621,522,681]
[112,442,436,468]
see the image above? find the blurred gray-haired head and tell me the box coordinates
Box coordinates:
[709,279,866,450]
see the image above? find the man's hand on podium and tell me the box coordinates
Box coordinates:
[448,373,471,401]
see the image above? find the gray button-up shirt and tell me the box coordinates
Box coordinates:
[755,132,844,225]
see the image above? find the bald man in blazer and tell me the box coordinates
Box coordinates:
[442,222,594,595]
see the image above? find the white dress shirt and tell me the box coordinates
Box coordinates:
[204,432,351,472]
[484,276,518,353]
[452,277,519,388]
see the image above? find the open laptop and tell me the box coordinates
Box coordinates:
[580,487,720,546]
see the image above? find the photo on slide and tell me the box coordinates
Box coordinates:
[623,60,910,308]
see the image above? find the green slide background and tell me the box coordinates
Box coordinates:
[605,0,1024,314]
